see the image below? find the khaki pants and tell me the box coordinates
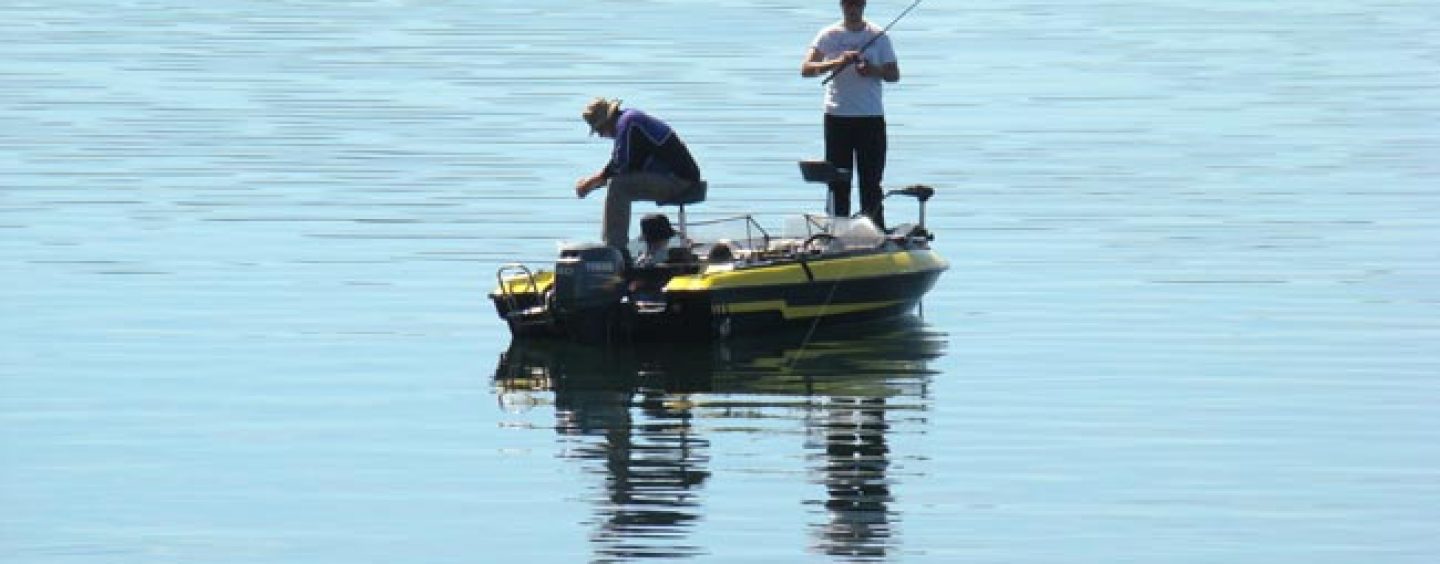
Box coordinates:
[603,173,695,249]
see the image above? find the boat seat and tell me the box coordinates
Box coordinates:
[656,180,707,206]
[655,180,707,237]
[797,160,850,183]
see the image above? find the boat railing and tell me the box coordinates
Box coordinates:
[802,213,829,235]
[495,262,540,313]
[685,213,773,253]
[682,213,896,269]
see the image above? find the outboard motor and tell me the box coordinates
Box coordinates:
[552,243,627,342]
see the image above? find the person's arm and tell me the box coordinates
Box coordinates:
[577,153,618,198]
[857,60,900,82]
[576,170,607,197]
[578,121,631,197]
[854,33,900,82]
[801,47,858,78]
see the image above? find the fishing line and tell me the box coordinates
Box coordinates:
[789,274,846,370]
[788,236,859,370]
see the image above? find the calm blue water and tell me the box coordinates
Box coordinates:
[4,1,1438,562]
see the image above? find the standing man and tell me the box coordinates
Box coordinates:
[576,97,703,251]
[801,0,900,230]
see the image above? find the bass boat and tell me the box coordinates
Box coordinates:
[489,164,948,343]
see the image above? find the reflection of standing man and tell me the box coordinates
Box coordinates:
[801,0,900,230]
[814,396,894,558]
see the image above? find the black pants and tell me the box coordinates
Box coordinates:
[824,114,888,230]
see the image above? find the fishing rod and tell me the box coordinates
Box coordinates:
[820,0,923,85]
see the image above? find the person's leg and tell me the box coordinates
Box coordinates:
[601,183,634,249]
[854,116,888,230]
[824,114,855,217]
[603,173,690,248]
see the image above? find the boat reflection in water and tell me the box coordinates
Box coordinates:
[493,316,946,560]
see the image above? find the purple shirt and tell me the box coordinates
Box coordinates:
[604,109,701,181]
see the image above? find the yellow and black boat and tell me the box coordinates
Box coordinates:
[489,183,947,343]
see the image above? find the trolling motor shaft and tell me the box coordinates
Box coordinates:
[886,184,934,231]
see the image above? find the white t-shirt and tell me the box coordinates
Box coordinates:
[810,21,897,117]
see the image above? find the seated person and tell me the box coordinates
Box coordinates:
[635,213,678,267]
[707,240,736,263]
[629,214,680,298]
[574,98,703,252]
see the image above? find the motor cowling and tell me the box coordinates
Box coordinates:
[552,243,626,314]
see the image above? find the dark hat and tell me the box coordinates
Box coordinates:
[639,213,677,243]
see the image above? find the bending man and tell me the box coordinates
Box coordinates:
[576,97,703,251]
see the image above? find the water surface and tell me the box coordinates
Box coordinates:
[4,1,1438,562]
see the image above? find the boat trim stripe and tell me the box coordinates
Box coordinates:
[719,299,904,319]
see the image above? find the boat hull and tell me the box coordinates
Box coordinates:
[492,249,947,343]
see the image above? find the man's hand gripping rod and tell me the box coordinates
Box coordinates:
[820,0,923,85]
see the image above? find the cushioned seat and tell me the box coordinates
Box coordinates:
[657,180,707,206]
[655,180,706,238]
[797,161,850,183]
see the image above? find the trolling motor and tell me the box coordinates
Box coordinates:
[886,184,934,231]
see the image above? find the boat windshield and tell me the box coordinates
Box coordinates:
[783,215,886,249]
